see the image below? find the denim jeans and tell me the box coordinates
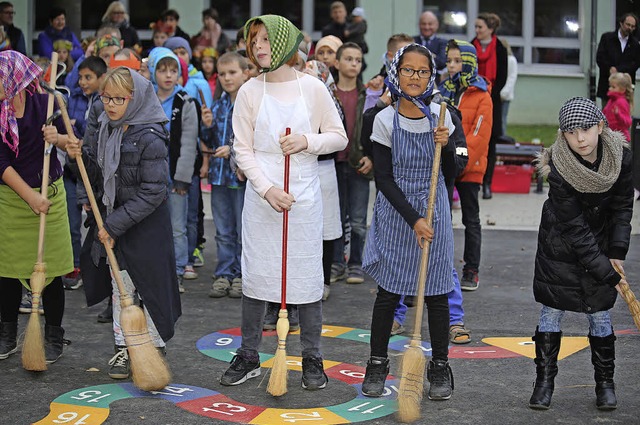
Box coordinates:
[187,175,200,265]
[333,162,370,266]
[393,296,407,324]
[538,305,613,337]
[448,268,464,325]
[64,175,82,268]
[168,184,188,276]
[455,181,481,271]
[238,295,323,360]
[210,185,245,279]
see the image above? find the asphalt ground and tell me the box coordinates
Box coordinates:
[1,197,639,425]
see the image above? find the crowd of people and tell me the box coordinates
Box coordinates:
[0,0,635,413]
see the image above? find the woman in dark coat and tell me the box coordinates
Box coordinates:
[529,97,633,412]
[99,1,140,49]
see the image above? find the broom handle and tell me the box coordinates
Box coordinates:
[36,52,58,264]
[411,103,447,340]
[54,93,131,306]
[281,128,291,310]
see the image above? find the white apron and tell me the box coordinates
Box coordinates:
[242,74,324,304]
[318,159,342,240]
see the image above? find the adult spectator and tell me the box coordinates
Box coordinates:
[321,1,347,40]
[596,13,640,104]
[414,11,447,74]
[191,8,231,59]
[0,2,25,55]
[471,12,507,200]
[37,7,83,61]
[160,9,190,42]
[99,1,140,49]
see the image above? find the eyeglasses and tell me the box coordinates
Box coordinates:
[2,11,15,16]
[100,95,131,105]
[399,67,432,79]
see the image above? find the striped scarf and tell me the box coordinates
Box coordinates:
[244,15,303,72]
[439,40,488,106]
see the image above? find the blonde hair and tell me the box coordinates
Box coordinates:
[101,66,134,95]
[102,1,129,23]
[609,72,634,110]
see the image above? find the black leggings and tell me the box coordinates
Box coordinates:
[370,286,449,361]
[322,239,337,286]
[0,277,65,326]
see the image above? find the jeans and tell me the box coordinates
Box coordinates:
[448,268,464,325]
[210,185,245,279]
[456,181,481,271]
[538,305,613,337]
[370,286,449,361]
[393,296,407,324]
[333,162,370,266]
[64,175,82,268]
[187,175,200,265]
[168,184,188,276]
[238,295,323,360]
[501,100,511,136]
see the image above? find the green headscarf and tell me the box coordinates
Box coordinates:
[244,15,303,72]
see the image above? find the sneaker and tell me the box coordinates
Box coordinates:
[62,267,83,290]
[346,265,365,284]
[220,354,261,386]
[322,285,330,301]
[263,302,279,330]
[193,247,205,267]
[362,356,390,397]
[301,356,328,390]
[228,277,242,298]
[330,263,347,283]
[108,346,130,379]
[183,265,198,280]
[19,292,44,315]
[391,321,405,336]
[178,275,185,293]
[427,359,454,400]
[460,269,479,291]
[209,276,230,298]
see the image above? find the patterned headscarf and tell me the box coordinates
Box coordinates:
[439,40,488,106]
[305,60,343,121]
[559,96,608,132]
[384,43,436,118]
[0,51,43,156]
[244,15,303,72]
[96,34,120,53]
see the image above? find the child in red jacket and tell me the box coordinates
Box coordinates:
[602,72,633,142]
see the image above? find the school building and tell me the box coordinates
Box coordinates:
[13,0,638,125]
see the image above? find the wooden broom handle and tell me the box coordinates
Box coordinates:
[412,102,448,338]
[54,93,131,304]
[281,127,291,310]
[36,52,58,264]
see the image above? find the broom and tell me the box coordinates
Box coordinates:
[267,127,292,397]
[22,52,59,372]
[397,102,448,423]
[612,264,640,331]
[53,92,171,391]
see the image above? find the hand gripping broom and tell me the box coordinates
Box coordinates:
[53,92,171,391]
[22,52,59,371]
[397,103,448,423]
[267,127,292,396]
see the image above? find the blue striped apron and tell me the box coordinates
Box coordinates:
[363,107,454,296]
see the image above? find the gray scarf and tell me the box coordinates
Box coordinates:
[536,128,624,194]
[97,69,167,213]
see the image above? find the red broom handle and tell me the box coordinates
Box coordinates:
[281,128,291,310]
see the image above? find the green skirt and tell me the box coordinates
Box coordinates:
[0,178,73,287]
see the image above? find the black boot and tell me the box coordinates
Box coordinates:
[589,333,617,410]
[529,327,561,409]
[44,325,65,364]
[427,359,454,400]
[97,298,113,323]
[0,322,18,360]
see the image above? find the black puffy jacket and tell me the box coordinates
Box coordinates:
[533,136,633,313]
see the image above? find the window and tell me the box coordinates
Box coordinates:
[424,1,468,35]
[210,0,251,29]
[314,0,357,32]
[127,0,168,30]
[262,1,304,29]
[534,0,579,38]
[479,0,522,36]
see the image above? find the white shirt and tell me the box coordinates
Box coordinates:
[618,29,628,52]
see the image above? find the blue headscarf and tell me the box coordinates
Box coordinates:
[439,40,488,106]
[384,43,436,118]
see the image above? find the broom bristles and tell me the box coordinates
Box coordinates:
[397,342,426,423]
[22,264,47,371]
[120,304,171,391]
[618,282,640,331]
[267,308,289,396]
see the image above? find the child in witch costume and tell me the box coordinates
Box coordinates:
[529,97,633,410]
[220,15,347,389]
[67,67,181,380]
[0,51,73,363]
[361,44,456,400]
